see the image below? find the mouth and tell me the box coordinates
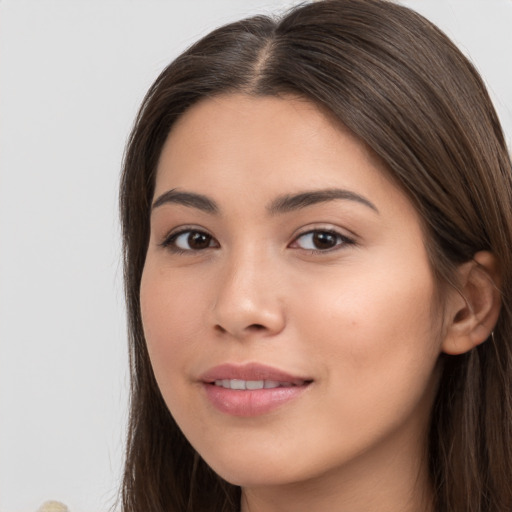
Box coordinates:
[210,378,309,390]
[200,362,312,387]
[199,363,313,417]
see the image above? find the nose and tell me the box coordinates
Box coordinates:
[211,249,286,340]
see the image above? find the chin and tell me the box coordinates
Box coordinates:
[200,448,316,488]
[211,465,296,488]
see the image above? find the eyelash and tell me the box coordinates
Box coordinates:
[160,227,218,254]
[291,229,355,254]
[160,227,355,255]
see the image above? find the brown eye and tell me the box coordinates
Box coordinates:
[187,231,212,250]
[293,230,353,252]
[166,230,217,252]
[311,232,338,250]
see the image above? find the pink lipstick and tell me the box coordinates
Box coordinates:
[200,363,312,417]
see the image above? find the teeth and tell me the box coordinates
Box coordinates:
[246,380,264,390]
[231,379,245,390]
[213,379,297,390]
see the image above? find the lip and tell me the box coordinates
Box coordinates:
[199,363,313,417]
[200,362,310,384]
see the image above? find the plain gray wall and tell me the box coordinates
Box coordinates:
[1,1,511,511]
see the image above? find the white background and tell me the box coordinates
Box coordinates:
[1,1,511,511]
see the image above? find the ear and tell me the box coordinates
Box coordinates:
[442,251,501,355]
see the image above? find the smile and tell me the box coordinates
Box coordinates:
[200,363,313,416]
[213,379,306,390]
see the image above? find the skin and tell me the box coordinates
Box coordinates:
[140,93,464,511]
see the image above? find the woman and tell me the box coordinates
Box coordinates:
[119,0,512,510]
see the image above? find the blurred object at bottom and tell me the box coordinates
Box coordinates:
[37,501,70,512]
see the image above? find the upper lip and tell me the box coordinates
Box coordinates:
[199,363,312,385]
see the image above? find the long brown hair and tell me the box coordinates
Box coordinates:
[119,1,512,510]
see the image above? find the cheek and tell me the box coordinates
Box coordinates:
[140,261,205,383]
[283,262,441,459]
[292,257,441,394]
[140,261,218,448]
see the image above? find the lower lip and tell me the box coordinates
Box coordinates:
[203,383,310,417]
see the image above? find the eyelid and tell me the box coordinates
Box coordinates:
[160,225,219,253]
[289,226,356,252]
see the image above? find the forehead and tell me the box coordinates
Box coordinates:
[155,93,394,199]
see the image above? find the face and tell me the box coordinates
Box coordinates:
[140,94,445,490]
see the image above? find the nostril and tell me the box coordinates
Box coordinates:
[247,324,266,331]
[214,322,268,337]
[214,324,267,334]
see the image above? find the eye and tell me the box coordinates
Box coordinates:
[162,229,218,252]
[291,229,353,252]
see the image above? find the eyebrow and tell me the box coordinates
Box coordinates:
[268,188,379,215]
[152,189,218,213]
[151,187,378,215]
